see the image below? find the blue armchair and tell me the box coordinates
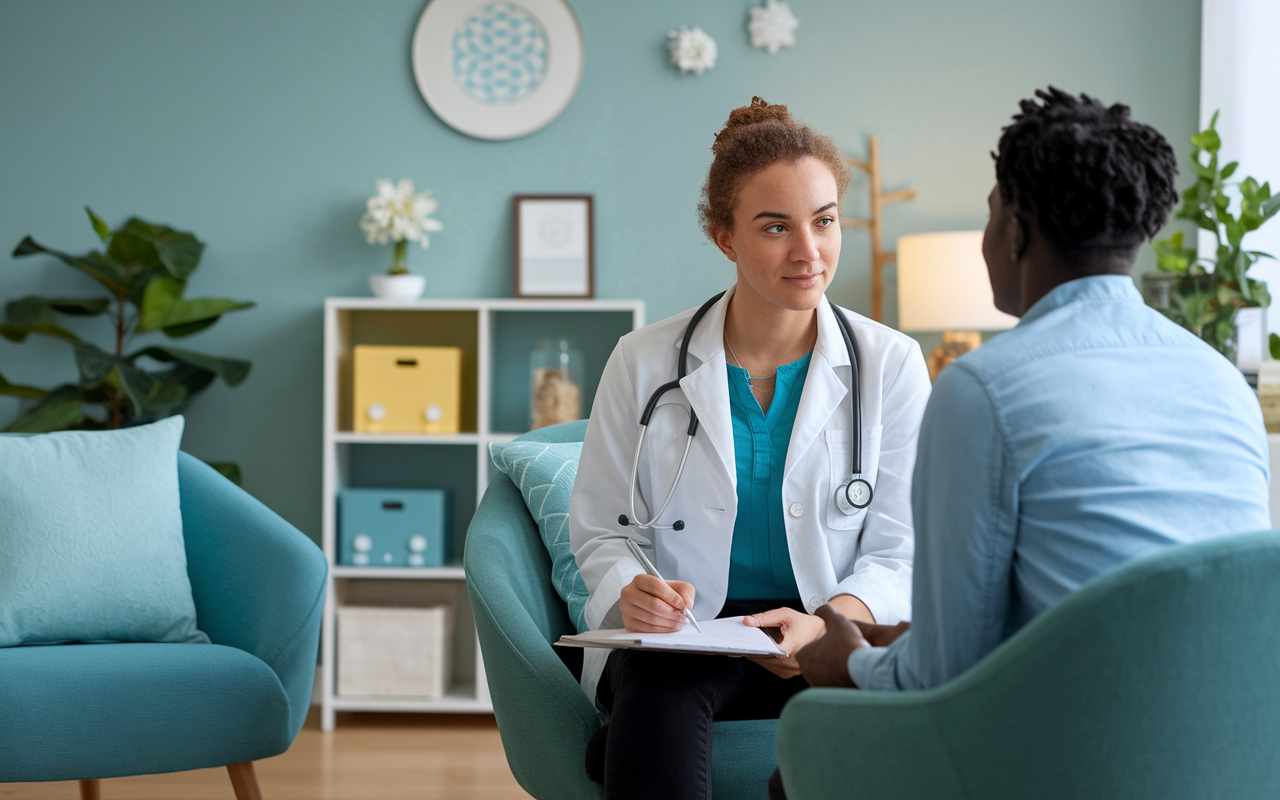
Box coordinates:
[0,452,328,799]
[464,421,778,800]
[776,531,1280,799]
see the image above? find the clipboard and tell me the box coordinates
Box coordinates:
[556,616,788,658]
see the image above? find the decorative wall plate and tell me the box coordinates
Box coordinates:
[412,0,585,140]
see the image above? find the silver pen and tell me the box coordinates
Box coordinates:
[626,538,703,633]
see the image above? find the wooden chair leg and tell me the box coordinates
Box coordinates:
[79,779,101,800]
[226,762,263,800]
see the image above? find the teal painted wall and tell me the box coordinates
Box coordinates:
[0,0,1201,539]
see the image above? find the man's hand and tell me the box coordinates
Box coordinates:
[795,604,870,687]
[620,574,696,632]
[854,619,910,648]
[743,608,826,679]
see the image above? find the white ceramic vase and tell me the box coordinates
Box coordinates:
[369,273,426,300]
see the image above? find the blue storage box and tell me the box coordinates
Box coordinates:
[338,488,453,567]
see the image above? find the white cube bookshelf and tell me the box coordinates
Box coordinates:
[320,297,644,730]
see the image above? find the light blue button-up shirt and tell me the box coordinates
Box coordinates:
[849,275,1271,691]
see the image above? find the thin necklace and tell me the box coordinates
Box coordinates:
[724,338,776,389]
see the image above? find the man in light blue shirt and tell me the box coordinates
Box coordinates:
[794,88,1272,694]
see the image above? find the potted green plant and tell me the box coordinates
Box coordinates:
[359,178,443,300]
[1149,112,1280,362]
[2,208,253,482]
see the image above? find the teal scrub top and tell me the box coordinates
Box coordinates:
[725,351,811,601]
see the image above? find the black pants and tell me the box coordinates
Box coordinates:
[587,599,808,800]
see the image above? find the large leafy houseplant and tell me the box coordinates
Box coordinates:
[1153,112,1280,361]
[2,209,253,480]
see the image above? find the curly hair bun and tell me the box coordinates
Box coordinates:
[721,97,793,131]
[700,97,850,238]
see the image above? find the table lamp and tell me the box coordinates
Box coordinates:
[897,231,1019,380]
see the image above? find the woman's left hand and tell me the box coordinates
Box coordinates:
[742,608,826,679]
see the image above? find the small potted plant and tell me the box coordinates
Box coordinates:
[1149,112,1279,362]
[360,178,442,300]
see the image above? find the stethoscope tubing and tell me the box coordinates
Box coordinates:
[621,291,868,531]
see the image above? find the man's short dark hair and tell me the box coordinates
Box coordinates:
[994,87,1179,256]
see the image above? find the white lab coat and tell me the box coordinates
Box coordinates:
[568,284,931,700]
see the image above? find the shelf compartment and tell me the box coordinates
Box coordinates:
[338,443,476,566]
[334,308,480,434]
[334,579,479,707]
[489,309,635,434]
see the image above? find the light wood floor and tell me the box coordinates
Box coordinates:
[0,712,534,800]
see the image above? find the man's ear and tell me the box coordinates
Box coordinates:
[1012,212,1030,263]
[712,227,737,262]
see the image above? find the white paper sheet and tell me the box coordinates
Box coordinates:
[557,616,787,657]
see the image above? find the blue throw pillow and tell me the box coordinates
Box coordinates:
[489,440,589,632]
[0,416,209,647]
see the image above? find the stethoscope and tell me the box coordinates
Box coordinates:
[618,291,872,533]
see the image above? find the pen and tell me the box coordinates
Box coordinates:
[626,538,703,633]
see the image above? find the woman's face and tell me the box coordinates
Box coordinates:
[714,156,842,313]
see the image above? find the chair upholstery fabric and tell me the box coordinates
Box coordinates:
[777,531,1280,800]
[466,420,777,800]
[0,452,327,782]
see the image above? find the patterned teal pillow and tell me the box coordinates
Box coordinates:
[489,441,589,632]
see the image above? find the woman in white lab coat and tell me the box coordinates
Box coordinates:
[568,97,931,799]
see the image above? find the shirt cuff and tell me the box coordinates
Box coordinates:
[847,645,887,689]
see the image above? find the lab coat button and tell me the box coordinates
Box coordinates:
[789,502,804,518]
[809,597,824,609]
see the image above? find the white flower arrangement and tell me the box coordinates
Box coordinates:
[667,26,717,76]
[359,178,443,274]
[748,0,799,55]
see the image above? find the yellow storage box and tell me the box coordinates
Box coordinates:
[353,345,463,434]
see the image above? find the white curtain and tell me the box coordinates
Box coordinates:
[1200,0,1280,368]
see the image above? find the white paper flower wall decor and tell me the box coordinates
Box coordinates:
[668,26,718,76]
[748,0,799,55]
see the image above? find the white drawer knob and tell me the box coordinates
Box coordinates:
[367,403,387,421]
[424,404,443,423]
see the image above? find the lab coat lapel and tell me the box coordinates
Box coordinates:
[786,295,851,479]
[676,287,736,487]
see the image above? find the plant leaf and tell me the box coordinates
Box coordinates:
[1271,333,1280,361]
[1263,195,1280,222]
[109,218,204,280]
[4,386,85,433]
[72,341,120,386]
[0,322,80,343]
[0,370,49,399]
[85,207,111,242]
[1234,249,1252,301]
[1191,128,1221,153]
[12,237,126,293]
[161,298,254,337]
[131,345,252,387]
[204,461,243,486]
[48,297,110,316]
[135,273,253,335]
[1220,161,1238,180]
[136,274,183,332]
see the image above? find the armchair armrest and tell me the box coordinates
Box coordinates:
[177,452,327,739]
[777,687,965,799]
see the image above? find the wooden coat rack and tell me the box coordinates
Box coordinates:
[842,135,916,322]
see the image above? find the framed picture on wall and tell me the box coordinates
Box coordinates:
[515,195,594,298]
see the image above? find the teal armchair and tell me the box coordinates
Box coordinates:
[465,421,778,800]
[777,531,1280,800]
[0,452,328,799]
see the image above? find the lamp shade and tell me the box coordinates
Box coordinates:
[897,231,1018,332]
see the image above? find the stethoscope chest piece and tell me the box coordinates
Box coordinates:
[836,478,873,514]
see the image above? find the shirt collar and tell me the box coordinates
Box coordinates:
[1018,274,1143,327]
